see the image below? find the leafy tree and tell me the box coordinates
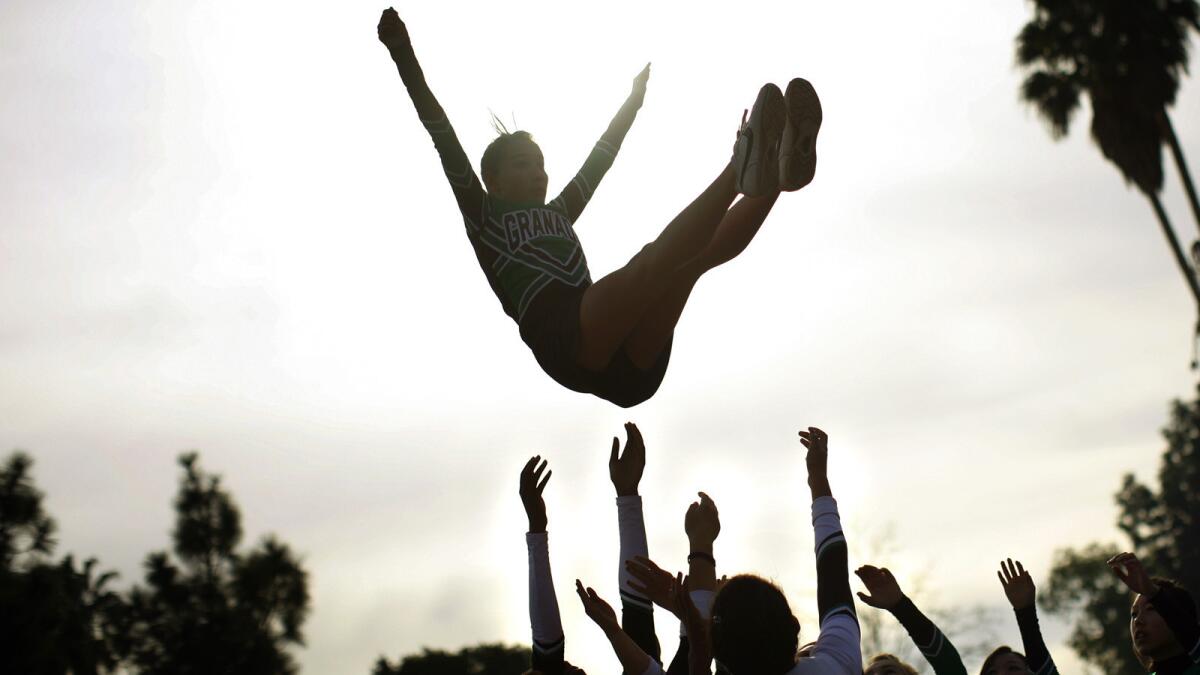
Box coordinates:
[372,643,532,675]
[0,452,125,674]
[121,452,310,675]
[1015,0,1200,354]
[1042,385,1200,673]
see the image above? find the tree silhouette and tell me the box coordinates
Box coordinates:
[372,643,532,675]
[1016,0,1200,358]
[0,452,125,674]
[121,452,310,675]
[1041,385,1200,672]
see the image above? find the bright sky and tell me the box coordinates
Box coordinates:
[3,1,1198,673]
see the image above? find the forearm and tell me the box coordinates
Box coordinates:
[617,496,661,662]
[687,637,712,675]
[617,496,651,602]
[889,597,967,675]
[1013,605,1058,674]
[602,625,653,675]
[600,93,642,149]
[810,496,861,674]
[527,533,564,653]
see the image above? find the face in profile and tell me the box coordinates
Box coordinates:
[490,138,548,204]
[982,652,1028,675]
[1132,593,1181,661]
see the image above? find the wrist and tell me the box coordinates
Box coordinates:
[615,486,639,498]
[687,540,714,555]
[808,478,832,499]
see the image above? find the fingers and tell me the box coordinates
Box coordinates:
[799,427,828,447]
[632,555,662,572]
[609,437,619,467]
[625,422,644,454]
[855,565,879,578]
[698,491,717,513]
[520,455,540,489]
[537,468,552,494]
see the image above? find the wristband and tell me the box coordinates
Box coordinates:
[687,551,715,565]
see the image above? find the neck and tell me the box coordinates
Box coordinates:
[1152,652,1192,675]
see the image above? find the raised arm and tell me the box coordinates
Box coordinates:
[549,64,650,223]
[610,422,663,665]
[377,8,487,230]
[520,456,564,675]
[1109,552,1200,664]
[856,565,968,675]
[998,558,1060,675]
[798,427,861,675]
[577,580,659,675]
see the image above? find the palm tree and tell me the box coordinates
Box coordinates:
[1016,0,1200,309]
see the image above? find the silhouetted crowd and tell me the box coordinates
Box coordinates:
[516,424,1200,675]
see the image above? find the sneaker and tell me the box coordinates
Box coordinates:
[779,77,822,191]
[732,83,785,196]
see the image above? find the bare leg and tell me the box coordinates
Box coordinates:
[622,191,781,368]
[576,164,738,370]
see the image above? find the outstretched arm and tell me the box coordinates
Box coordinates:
[611,422,662,664]
[378,8,487,230]
[550,64,650,223]
[800,427,861,675]
[998,558,1059,675]
[1109,552,1200,664]
[856,565,967,675]
[577,580,660,675]
[521,456,564,675]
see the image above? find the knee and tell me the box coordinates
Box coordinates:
[626,243,664,286]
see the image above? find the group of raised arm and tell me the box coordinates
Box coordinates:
[854,542,1200,675]
[518,425,858,675]
[519,428,1200,675]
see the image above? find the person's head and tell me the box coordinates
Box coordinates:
[710,574,800,675]
[979,646,1028,675]
[481,130,547,204]
[865,653,919,675]
[1131,578,1197,670]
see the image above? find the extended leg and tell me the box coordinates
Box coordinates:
[575,164,738,370]
[622,191,781,369]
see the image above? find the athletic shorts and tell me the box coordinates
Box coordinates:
[520,284,673,408]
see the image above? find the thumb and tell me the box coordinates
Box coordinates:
[609,437,619,465]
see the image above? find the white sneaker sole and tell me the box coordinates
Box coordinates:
[779,78,822,191]
[734,83,786,197]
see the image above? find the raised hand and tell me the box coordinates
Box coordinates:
[576,580,620,635]
[997,558,1036,610]
[630,63,651,108]
[519,456,552,533]
[625,555,680,616]
[855,565,904,610]
[799,426,831,498]
[684,491,721,548]
[608,422,645,497]
[376,7,411,52]
[1107,551,1159,596]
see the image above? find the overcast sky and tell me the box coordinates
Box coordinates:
[3,1,1199,673]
